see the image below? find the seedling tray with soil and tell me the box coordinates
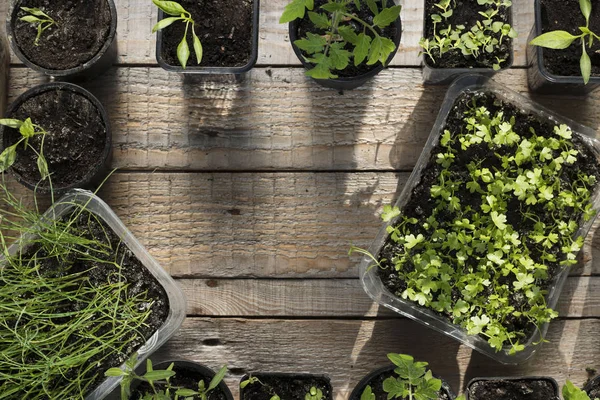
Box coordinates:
[240,373,333,400]
[585,375,600,399]
[464,377,560,400]
[155,0,259,74]
[356,74,600,364]
[527,0,600,94]
[7,0,117,78]
[0,190,186,399]
[421,0,515,84]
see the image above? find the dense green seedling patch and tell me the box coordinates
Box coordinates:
[353,91,600,355]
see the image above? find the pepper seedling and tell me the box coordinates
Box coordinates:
[0,118,49,180]
[152,0,203,68]
[240,376,282,400]
[530,0,598,84]
[19,7,56,46]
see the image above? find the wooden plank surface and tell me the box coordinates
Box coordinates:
[0,0,533,67]
[152,318,600,399]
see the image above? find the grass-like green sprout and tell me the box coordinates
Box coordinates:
[529,0,598,84]
[240,376,282,400]
[106,355,227,400]
[0,117,49,180]
[562,381,600,400]
[280,0,401,79]
[152,0,202,69]
[19,7,56,46]
[360,354,442,400]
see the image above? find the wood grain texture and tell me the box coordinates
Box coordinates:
[0,0,533,67]
[150,317,600,399]
[181,276,600,318]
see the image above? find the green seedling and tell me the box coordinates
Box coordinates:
[107,355,228,400]
[19,7,56,46]
[0,117,49,180]
[306,386,325,400]
[280,0,402,79]
[152,0,202,69]
[530,0,598,84]
[240,376,282,400]
[563,380,600,400]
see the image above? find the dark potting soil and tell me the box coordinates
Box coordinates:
[160,0,254,68]
[467,379,559,400]
[539,0,600,77]
[4,87,107,190]
[587,378,600,399]
[131,365,229,400]
[13,0,112,70]
[378,90,600,343]
[351,368,451,400]
[295,0,398,78]
[423,0,512,69]
[240,374,332,400]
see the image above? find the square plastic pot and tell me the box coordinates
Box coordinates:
[526,0,600,95]
[359,74,600,364]
[464,377,559,400]
[155,0,259,74]
[0,34,7,117]
[422,2,514,85]
[3,189,187,400]
[239,373,333,400]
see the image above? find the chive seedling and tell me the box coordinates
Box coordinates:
[0,117,49,180]
[19,7,56,46]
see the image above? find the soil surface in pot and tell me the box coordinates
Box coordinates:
[131,364,229,400]
[539,0,600,78]
[0,209,170,398]
[241,374,332,400]
[13,0,112,70]
[423,0,512,69]
[587,377,600,399]
[378,90,600,350]
[295,0,398,78]
[160,0,254,68]
[467,379,559,400]
[352,368,451,400]
[4,86,107,190]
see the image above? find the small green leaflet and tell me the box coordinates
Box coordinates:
[152,0,186,16]
[563,380,592,400]
[304,54,337,79]
[372,5,401,29]
[19,118,35,138]
[177,36,190,69]
[367,36,396,65]
[329,42,351,70]
[294,32,326,54]
[366,0,379,15]
[176,388,199,396]
[354,33,371,66]
[581,46,591,85]
[20,7,49,17]
[104,368,126,377]
[529,30,578,49]
[37,155,49,180]
[143,370,176,381]
[337,26,358,45]
[192,30,203,64]
[360,385,375,400]
[580,0,592,25]
[152,17,181,33]
[0,119,23,128]
[208,365,228,391]
[0,144,18,173]
[280,0,314,23]
[308,12,330,29]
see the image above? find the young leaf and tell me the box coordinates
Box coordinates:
[192,30,203,64]
[0,119,23,128]
[354,33,372,66]
[581,46,591,85]
[104,368,127,377]
[580,0,592,25]
[360,385,375,400]
[329,42,351,70]
[152,17,181,33]
[294,32,327,54]
[367,36,396,65]
[280,0,313,23]
[20,7,49,17]
[529,30,578,49]
[177,35,190,69]
[366,0,379,16]
[208,365,228,391]
[372,5,402,29]
[20,15,43,23]
[176,388,199,396]
[0,144,18,173]
[563,380,592,400]
[304,54,337,79]
[37,154,49,180]
[19,118,35,138]
[338,26,359,45]
[308,12,330,29]
[143,370,176,381]
[152,0,186,16]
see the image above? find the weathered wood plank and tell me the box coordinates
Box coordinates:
[7,68,600,172]
[0,0,533,67]
[150,317,600,399]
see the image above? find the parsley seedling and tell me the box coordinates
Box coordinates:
[563,380,600,400]
[280,0,402,79]
[529,0,598,84]
[0,117,49,180]
[152,0,203,69]
[19,7,56,46]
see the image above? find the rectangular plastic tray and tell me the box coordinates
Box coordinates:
[359,74,600,364]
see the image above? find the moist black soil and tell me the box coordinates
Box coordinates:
[160,0,254,68]
[131,364,229,400]
[240,374,332,400]
[4,87,107,190]
[13,0,112,70]
[423,0,512,69]
[467,379,559,400]
[539,0,600,77]
[295,0,399,78]
[587,377,600,399]
[378,90,600,343]
[0,211,170,398]
[350,367,452,400]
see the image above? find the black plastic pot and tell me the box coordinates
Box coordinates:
[289,15,402,91]
[464,377,560,400]
[526,0,600,95]
[349,365,456,400]
[585,375,600,399]
[155,0,260,74]
[0,82,112,195]
[0,34,8,117]
[239,372,333,400]
[129,360,234,400]
[422,2,514,85]
[6,0,117,80]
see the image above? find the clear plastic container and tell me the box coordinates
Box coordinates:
[359,74,600,364]
[526,0,600,95]
[464,377,559,400]
[4,189,187,399]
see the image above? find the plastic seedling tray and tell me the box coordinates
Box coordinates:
[359,74,600,364]
[464,377,560,400]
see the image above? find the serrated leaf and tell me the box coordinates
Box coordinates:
[177,35,190,68]
[294,32,327,54]
[208,365,227,391]
[353,0,361,9]
[367,35,396,65]
[308,12,330,29]
[143,370,176,381]
[0,119,23,128]
[529,30,578,49]
[329,42,351,70]
[367,0,379,15]
[580,0,592,24]
[152,0,186,16]
[192,30,203,64]
[581,46,591,85]
[280,0,313,23]
[152,17,181,33]
[304,54,337,79]
[0,144,18,173]
[373,5,401,28]
[337,26,358,44]
[354,32,371,66]
[321,2,346,12]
